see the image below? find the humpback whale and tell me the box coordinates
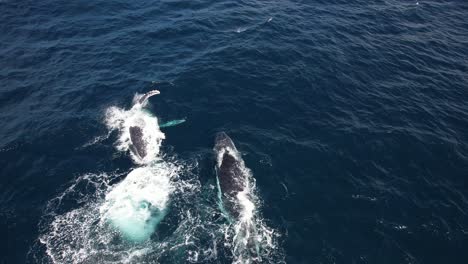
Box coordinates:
[128,90,161,161]
[214,132,264,262]
[214,132,248,219]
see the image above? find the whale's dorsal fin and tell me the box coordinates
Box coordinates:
[137,90,160,106]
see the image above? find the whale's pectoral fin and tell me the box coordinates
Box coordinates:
[160,118,186,128]
[138,90,160,106]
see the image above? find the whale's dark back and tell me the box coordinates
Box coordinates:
[218,151,244,196]
[129,126,146,159]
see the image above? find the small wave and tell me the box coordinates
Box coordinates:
[351,194,378,202]
[236,27,248,33]
[231,16,274,34]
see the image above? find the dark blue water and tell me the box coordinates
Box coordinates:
[2,0,468,263]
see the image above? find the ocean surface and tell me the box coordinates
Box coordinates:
[1,0,468,263]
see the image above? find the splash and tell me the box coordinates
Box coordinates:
[37,163,187,264]
[231,170,279,264]
[100,164,176,242]
[105,92,165,165]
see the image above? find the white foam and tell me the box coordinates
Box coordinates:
[100,165,176,242]
[38,161,189,263]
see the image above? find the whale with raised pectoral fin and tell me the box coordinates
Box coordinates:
[126,90,164,164]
